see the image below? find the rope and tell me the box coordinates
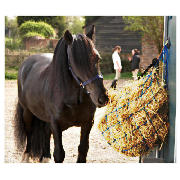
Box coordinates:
[157,41,169,88]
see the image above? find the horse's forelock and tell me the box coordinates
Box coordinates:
[71,34,101,81]
[75,34,97,62]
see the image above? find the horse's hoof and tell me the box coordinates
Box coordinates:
[77,156,86,163]
[21,153,30,163]
[41,157,51,163]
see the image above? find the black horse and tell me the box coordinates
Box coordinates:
[14,26,108,163]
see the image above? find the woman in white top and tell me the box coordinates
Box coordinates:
[111,46,122,89]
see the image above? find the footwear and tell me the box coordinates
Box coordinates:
[110,80,117,89]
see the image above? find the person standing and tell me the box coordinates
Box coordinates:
[111,46,122,89]
[128,49,140,80]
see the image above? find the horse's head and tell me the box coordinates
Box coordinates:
[64,26,108,107]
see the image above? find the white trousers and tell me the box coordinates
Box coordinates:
[132,69,139,80]
[115,69,121,80]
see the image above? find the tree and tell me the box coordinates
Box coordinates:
[123,16,164,53]
[17,16,67,38]
[66,16,85,34]
[5,16,8,27]
[5,16,19,38]
[84,16,101,26]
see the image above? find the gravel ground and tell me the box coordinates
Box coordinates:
[4,79,139,163]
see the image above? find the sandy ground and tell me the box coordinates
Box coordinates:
[4,79,139,163]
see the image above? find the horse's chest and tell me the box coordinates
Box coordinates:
[58,103,96,130]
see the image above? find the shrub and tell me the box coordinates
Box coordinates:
[5,71,17,80]
[100,53,113,74]
[19,21,55,39]
[121,59,131,72]
[5,37,23,50]
[17,16,67,38]
[23,32,45,39]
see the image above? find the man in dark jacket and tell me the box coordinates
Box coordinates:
[128,49,140,80]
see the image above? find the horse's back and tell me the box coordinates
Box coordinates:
[18,53,52,87]
[19,53,53,73]
[18,53,53,118]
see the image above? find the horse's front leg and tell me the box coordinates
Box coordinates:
[50,120,65,163]
[77,121,93,163]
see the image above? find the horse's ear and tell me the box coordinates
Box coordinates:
[64,30,73,45]
[86,25,95,40]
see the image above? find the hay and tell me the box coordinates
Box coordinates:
[98,68,169,157]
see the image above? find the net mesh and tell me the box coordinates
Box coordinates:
[98,68,169,157]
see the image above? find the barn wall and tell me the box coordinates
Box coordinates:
[85,16,159,71]
[85,16,142,54]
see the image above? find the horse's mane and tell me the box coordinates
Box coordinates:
[72,34,96,72]
[51,34,95,81]
[53,37,64,59]
[48,37,69,90]
[47,34,96,103]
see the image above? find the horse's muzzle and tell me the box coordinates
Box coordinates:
[98,94,109,107]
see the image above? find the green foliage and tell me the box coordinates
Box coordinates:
[17,16,67,38]
[5,16,8,27]
[121,72,132,78]
[84,16,101,26]
[5,37,23,50]
[23,32,45,39]
[19,21,55,39]
[5,71,18,80]
[5,16,19,38]
[100,53,113,74]
[66,16,85,34]
[121,59,131,72]
[103,73,114,80]
[123,16,164,53]
[5,66,18,80]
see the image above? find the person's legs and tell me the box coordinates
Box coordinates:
[115,69,120,80]
[132,69,139,80]
[111,69,120,89]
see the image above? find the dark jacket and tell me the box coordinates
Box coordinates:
[131,53,140,71]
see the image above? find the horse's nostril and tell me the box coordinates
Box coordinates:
[98,97,104,105]
[98,94,109,105]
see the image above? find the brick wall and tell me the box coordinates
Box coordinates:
[25,38,59,50]
[5,50,35,69]
[140,36,159,70]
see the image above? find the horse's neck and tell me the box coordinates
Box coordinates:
[48,49,81,104]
